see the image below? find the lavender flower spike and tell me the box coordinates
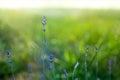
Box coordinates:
[49,53,54,63]
[6,50,11,58]
[108,59,112,80]
[42,16,47,25]
[63,69,68,77]
[6,50,15,80]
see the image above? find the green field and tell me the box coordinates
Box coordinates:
[0,9,120,80]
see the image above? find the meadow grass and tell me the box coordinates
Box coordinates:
[0,9,120,80]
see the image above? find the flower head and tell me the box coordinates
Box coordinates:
[42,27,46,32]
[63,69,68,77]
[42,16,47,25]
[6,50,11,58]
[49,53,54,59]
[49,53,54,63]
[42,20,46,25]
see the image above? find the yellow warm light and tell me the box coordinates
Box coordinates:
[0,0,120,9]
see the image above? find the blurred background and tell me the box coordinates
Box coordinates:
[0,0,120,80]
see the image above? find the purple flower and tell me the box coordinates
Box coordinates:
[42,27,46,32]
[6,50,11,58]
[49,54,54,59]
[42,16,47,25]
[42,20,46,25]
[49,54,54,63]
[49,59,53,63]
[63,69,68,77]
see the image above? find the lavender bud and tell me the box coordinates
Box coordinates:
[63,69,68,77]
[6,50,11,58]
[49,54,54,60]
[28,63,32,73]
[42,20,46,25]
[42,27,46,32]
[42,16,47,25]
[49,59,53,63]
[86,46,89,52]
[42,16,47,20]
[49,54,54,63]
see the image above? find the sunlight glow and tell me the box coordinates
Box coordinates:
[0,0,120,9]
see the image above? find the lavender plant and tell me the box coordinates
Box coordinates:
[49,53,54,70]
[49,53,56,80]
[41,16,47,80]
[95,45,99,80]
[84,46,89,80]
[63,69,68,80]
[6,50,15,80]
[108,59,112,80]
